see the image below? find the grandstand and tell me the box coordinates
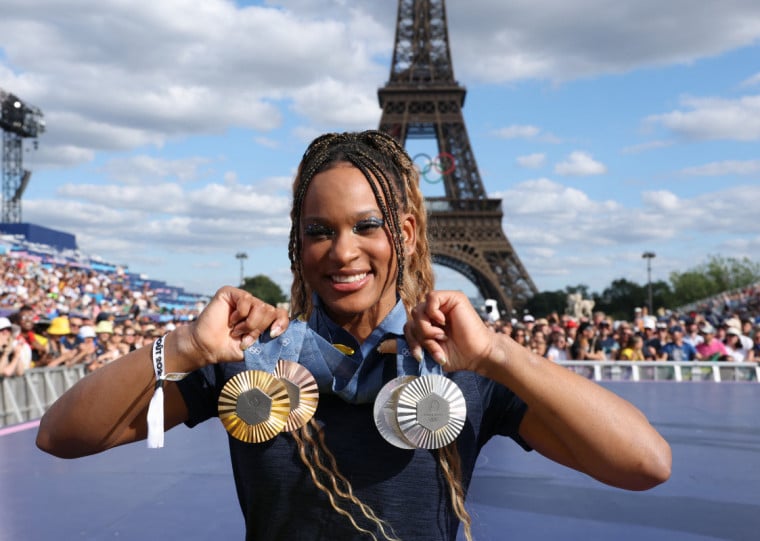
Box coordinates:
[0,223,208,321]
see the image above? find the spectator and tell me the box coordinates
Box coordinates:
[123,327,138,352]
[661,326,697,361]
[695,323,729,361]
[78,326,100,371]
[619,335,645,361]
[682,318,704,348]
[15,305,48,366]
[0,317,25,377]
[723,327,748,362]
[570,322,605,360]
[748,327,759,363]
[564,319,578,347]
[645,323,669,360]
[59,315,84,351]
[511,325,528,348]
[597,320,620,360]
[546,330,569,362]
[529,330,547,357]
[42,317,84,368]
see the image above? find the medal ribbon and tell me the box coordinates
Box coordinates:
[243,300,439,404]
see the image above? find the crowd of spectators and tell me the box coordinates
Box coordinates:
[0,252,203,377]
[485,295,760,364]
[3,244,760,380]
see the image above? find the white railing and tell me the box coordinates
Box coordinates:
[1,365,85,427]
[557,360,760,383]
[1,361,758,428]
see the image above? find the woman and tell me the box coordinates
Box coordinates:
[37,131,670,541]
[619,335,646,361]
[723,327,747,362]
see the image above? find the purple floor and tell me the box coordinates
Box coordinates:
[2,382,758,541]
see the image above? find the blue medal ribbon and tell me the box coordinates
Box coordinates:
[243,299,440,404]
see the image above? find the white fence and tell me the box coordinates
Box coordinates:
[558,360,760,383]
[1,361,758,428]
[1,365,85,427]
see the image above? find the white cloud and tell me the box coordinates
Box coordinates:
[621,140,674,154]
[554,151,607,176]
[647,95,760,141]
[740,72,760,88]
[99,155,211,184]
[681,159,760,176]
[491,125,540,139]
[491,125,561,143]
[446,1,760,83]
[516,153,546,168]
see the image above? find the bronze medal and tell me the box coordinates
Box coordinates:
[396,374,467,449]
[218,370,290,443]
[373,375,417,449]
[274,359,319,432]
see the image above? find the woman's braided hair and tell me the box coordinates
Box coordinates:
[287,130,472,541]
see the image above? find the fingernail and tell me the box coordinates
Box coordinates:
[413,346,423,362]
[240,335,254,350]
[270,325,282,338]
[436,353,448,366]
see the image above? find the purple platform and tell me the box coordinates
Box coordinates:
[2,382,758,540]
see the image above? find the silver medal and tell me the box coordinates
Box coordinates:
[373,375,417,449]
[396,374,466,449]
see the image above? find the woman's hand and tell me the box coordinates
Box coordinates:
[176,286,290,371]
[404,290,497,374]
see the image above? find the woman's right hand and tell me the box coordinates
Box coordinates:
[175,286,290,371]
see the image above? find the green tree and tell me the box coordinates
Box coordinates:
[241,274,287,305]
[669,255,760,306]
[594,278,644,320]
[525,289,568,317]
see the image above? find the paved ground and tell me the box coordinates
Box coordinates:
[1,381,758,541]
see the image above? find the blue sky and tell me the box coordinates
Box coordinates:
[2,0,760,303]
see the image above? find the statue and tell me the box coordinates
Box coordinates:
[567,293,595,320]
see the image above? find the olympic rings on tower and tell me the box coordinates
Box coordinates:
[412,152,456,184]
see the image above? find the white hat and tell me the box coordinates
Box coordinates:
[0,317,11,331]
[699,322,715,335]
[79,325,96,339]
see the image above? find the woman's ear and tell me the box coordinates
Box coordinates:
[401,213,417,256]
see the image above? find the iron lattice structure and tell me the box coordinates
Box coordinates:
[378,0,537,315]
[0,89,45,223]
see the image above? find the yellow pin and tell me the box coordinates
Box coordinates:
[333,344,355,356]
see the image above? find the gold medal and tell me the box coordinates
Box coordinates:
[396,374,466,449]
[218,370,290,443]
[274,360,319,432]
[373,375,416,449]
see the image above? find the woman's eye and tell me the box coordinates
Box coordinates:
[304,224,334,238]
[352,217,384,234]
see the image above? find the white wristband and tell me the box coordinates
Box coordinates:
[146,334,168,449]
[146,333,191,449]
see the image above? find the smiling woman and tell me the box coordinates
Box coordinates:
[36,130,670,541]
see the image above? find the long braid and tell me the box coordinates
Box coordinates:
[287,130,471,538]
[291,426,379,541]
[298,419,401,541]
[439,443,474,541]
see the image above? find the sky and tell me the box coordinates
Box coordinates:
[2,0,760,304]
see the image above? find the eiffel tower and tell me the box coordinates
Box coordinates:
[378,0,537,316]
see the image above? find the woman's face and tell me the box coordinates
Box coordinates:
[300,163,413,338]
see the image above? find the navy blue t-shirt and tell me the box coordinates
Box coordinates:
[178,356,529,540]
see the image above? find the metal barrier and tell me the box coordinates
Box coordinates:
[558,360,760,382]
[1,365,86,427]
[1,361,758,428]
